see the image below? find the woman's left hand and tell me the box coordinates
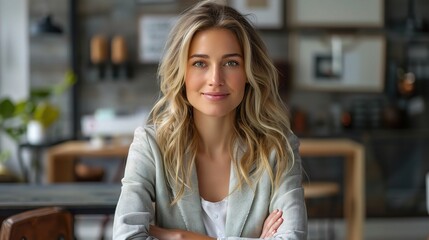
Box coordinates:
[149,225,215,240]
[260,209,283,238]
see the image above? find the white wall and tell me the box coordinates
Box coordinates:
[0,0,29,176]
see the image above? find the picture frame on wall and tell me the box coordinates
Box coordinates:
[314,55,342,79]
[138,14,177,63]
[287,0,384,28]
[289,34,386,92]
[228,0,284,29]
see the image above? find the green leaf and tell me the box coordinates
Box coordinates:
[5,126,26,142]
[52,70,77,95]
[30,88,51,101]
[33,102,60,128]
[0,98,15,119]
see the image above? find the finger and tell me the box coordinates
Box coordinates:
[264,210,282,229]
[261,210,278,237]
[261,210,282,238]
[265,217,283,238]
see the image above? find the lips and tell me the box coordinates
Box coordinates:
[201,92,229,100]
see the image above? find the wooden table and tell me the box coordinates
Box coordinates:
[0,183,121,217]
[46,141,130,182]
[300,138,365,240]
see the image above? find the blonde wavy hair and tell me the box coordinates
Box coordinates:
[148,0,294,205]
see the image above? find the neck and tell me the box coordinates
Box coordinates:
[194,112,235,158]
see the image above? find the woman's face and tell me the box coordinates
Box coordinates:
[185,28,247,119]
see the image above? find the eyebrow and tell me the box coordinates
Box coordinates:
[189,53,243,59]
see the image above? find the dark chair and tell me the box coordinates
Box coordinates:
[0,207,74,240]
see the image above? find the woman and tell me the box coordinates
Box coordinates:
[113,1,307,239]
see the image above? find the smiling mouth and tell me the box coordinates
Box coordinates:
[201,92,230,100]
[201,93,229,96]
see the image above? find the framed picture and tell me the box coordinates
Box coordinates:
[138,15,177,63]
[287,0,384,28]
[289,34,386,92]
[228,0,284,29]
[314,55,343,79]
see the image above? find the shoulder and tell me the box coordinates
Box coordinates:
[129,125,160,153]
[133,125,157,142]
[286,128,300,150]
[267,128,301,168]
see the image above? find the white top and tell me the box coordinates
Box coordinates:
[201,197,228,238]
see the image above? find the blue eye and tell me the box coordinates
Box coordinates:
[225,61,239,67]
[193,61,206,68]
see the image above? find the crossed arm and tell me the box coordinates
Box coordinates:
[149,210,284,240]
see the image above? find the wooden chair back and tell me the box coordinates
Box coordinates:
[0,207,73,240]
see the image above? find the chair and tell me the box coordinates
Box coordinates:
[303,182,340,240]
[303,182,340,199]
[0,207,74,240]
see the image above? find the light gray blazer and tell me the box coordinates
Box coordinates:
[113,126,307,240]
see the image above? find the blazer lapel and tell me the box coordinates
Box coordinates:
[173,161,207,234]
[225,148,255,237]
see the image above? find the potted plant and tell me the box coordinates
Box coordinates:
[0,70,76,179]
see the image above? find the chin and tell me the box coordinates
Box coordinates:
[196,108,236,119]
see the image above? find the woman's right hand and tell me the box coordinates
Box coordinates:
[260,209,283,238]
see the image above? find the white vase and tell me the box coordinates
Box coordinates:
[27,120,46,144]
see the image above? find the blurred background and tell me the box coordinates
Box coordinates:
[1,0,429,239]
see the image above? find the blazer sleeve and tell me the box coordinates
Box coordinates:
[268,132,308,239]
[112,126,158,240]
[221,131,308,240]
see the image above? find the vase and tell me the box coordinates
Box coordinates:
[27,120,46,144]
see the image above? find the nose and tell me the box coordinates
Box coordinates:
[208,65,224,86]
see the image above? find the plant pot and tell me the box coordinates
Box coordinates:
[27,120,46,144]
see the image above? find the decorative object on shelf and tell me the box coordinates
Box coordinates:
[138,15,177,63]
[30,0,63,35]
[27,120,46,145]
[90,34,108,79]
[391,67,426,129]
[111,35,132,79]
[289,33,386,92]
[31,14,63,35]
[228,0,284,29]
[397,71,416,97]
[287,0,384,28]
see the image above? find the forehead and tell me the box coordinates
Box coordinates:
[188,28,242,55]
